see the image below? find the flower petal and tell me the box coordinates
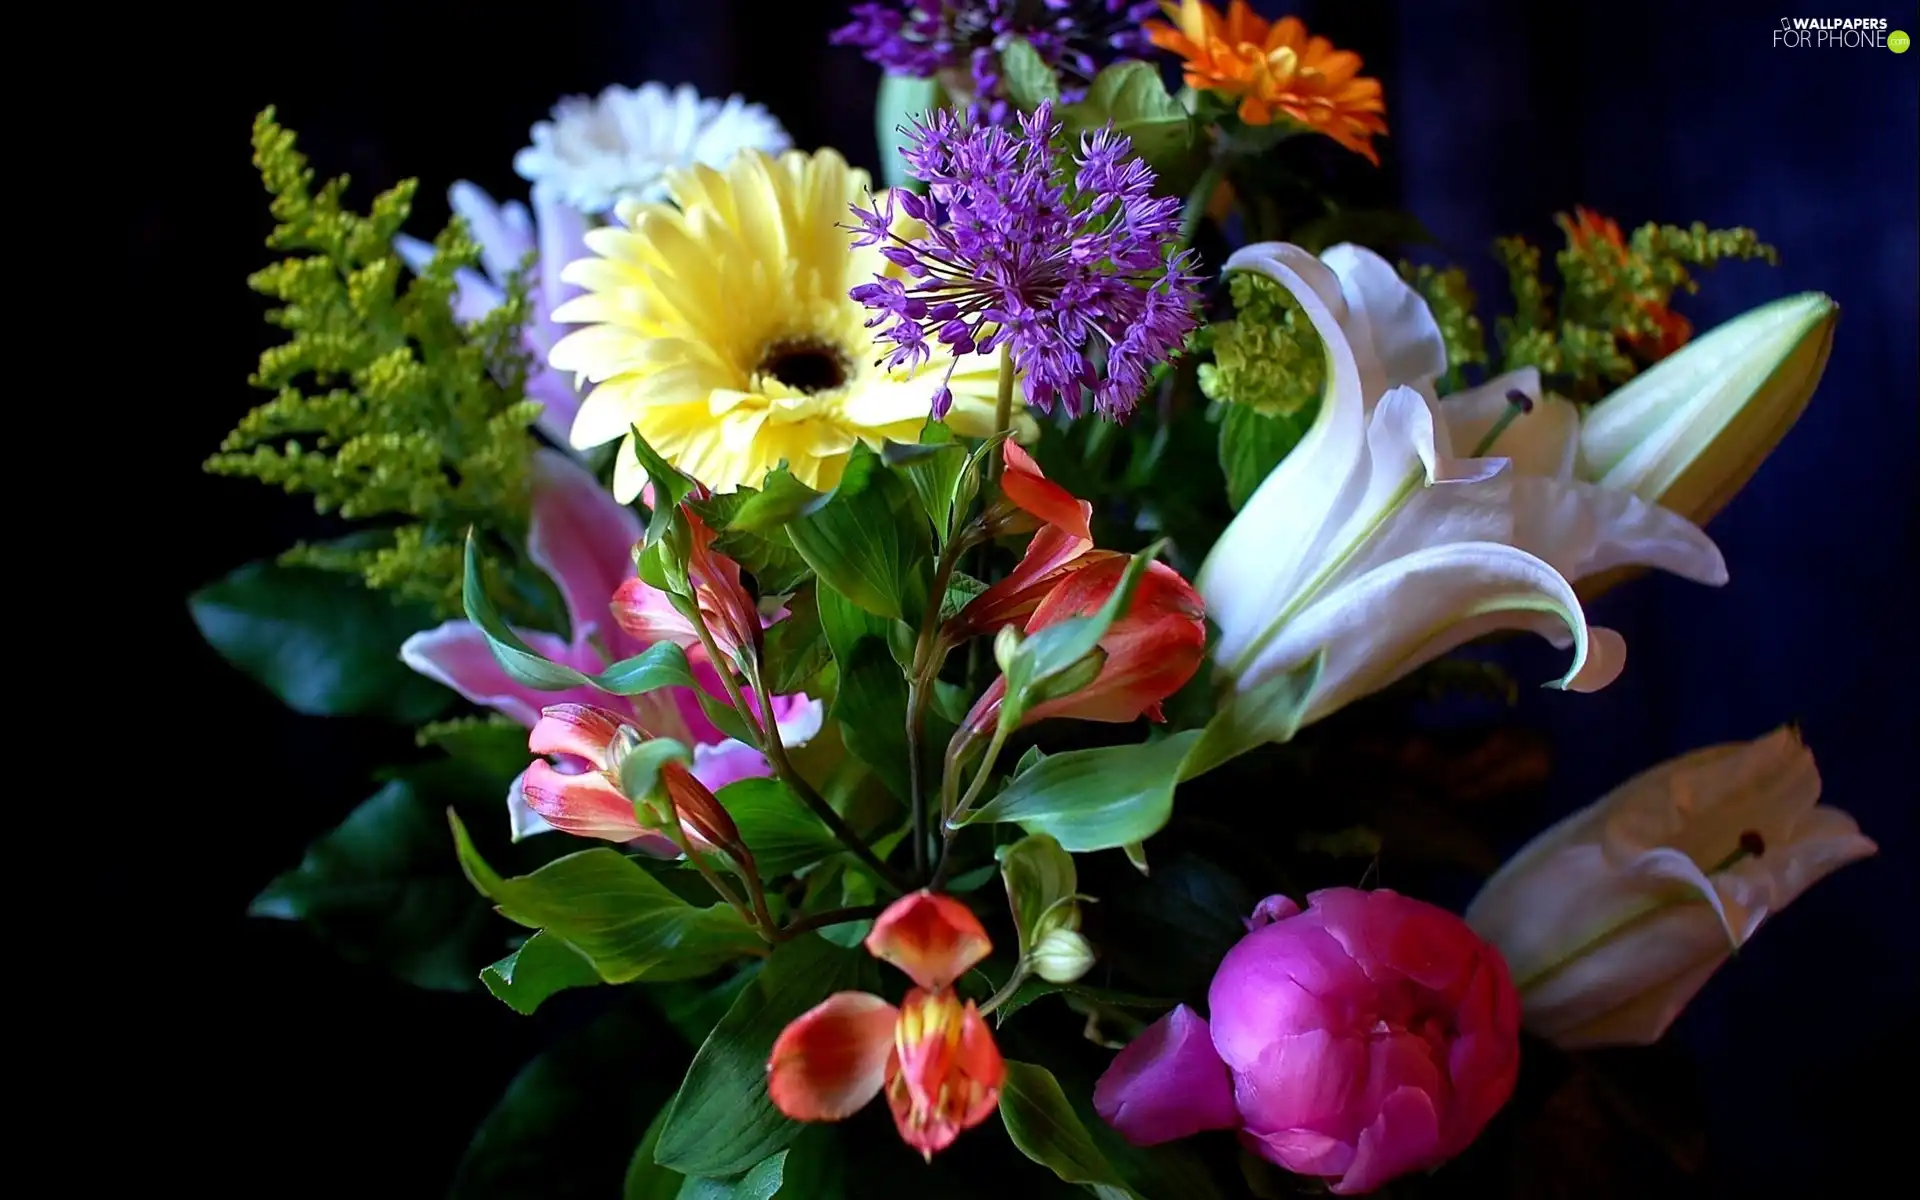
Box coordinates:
[1201,243,1372,676]
[529,702,632,769]
[528,450,644,648]
[1440,369,1580,479]
[1321,243,1447,401]
[611,577,703,648]
[1094,1004,1241,1145]
[505,769,556,841]
[1000,441,1093,541]
[519,759,650,843]
[767,991,900,1122]
[865,892,992,991]
[399,621,606,727]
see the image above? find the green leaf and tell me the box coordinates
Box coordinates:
[938,572,990,623]
[655,934,880,1177]
[998,1061,1143,1199]
[455,1000,685,1200]
[1183,652,1325,780]
[464,532,702,694]
[961,730,1202,852]
[419,715,534,781]
[630,423,695,510]
[625,1108,682,1200]
[992,980,1173,1026]
[875,73,943,192]
[1000,37,1061,112]
[830,637,916,800]
[619,738,695,810]
[481,931,604,1015]
[675,1153,786,1200]
[249,763,499,990]
[1105,853,1252,1002]
[649,963,764,1047]
[716,778,844,878]
[884,431,969,543]
[998,834,1079,960]
[761,587,831,694]
[189,557,451,722]
[1217,403,1310,510]
[451,811,761,983]
[1062,62,1196,177]
[688,488,816,594]
[785,445,932,623]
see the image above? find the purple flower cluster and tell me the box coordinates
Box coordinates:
[832,1,1161,122]
[848,103,1201,420]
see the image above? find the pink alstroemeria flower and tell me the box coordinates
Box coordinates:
[400,449,822,845]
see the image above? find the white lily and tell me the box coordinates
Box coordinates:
[1465,727,1876,1048]
[1196,242,1727,739]
[1579,292,1839,525]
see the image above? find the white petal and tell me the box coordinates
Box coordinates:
[1441,368,1581,478]
[1200,243,1372,676]
[507,770,557,841]
[1322,242,1448,400]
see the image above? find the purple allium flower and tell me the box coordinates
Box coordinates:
[847,103,1201,420]
[832,1,1162,122]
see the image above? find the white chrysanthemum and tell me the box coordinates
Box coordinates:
[513,83,791,215]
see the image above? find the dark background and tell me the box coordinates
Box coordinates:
[134,0,1915,1193]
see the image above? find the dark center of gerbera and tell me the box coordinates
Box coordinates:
[760,339,849,394]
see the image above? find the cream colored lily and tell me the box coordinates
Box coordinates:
[1579,292,1838,525]
[1465,728,1876,1048]
[1196,242,1726,737]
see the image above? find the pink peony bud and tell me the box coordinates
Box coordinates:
[1095,888,1521,1196]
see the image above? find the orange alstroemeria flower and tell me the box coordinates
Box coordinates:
[521,703,743,856]
[1146,0,1387,164]
[768,892,1006,1159]
[945,441,1099,641]
[962,553,1208,735]
[1561,205,1694,361]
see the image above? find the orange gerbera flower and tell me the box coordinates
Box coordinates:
[1145,0,1387,164]
[1562,206,1693,361]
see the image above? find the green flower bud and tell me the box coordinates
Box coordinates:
[1030,928,1097,984]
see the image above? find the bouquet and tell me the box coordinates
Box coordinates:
[194,3,1877,1195]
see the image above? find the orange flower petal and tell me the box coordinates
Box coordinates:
[865,892,992,991]
[1000,441,1093,542]
[767,991,900,1122]
[886,989,1006,1159]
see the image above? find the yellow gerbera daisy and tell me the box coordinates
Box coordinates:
[550,148,1014,497]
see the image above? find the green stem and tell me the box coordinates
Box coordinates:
[907,537,972,882]
[744,656,914,895]
[978,964,1031,1017]
[1179,159,1227,247]
[780,904,886,941]
[985,344,1016,485]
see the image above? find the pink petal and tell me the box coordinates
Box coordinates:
[767,991,900,1122]
[611,577,702,649]
[519,759,649,843]
[528,449,643,649]
[1094,1004,1241,1146]
[400,621,606,727]
[690,740,775,792]
[529,703,632,769]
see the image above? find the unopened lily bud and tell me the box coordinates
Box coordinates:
[1578,292,1837,526]
[1030,927,1097,984]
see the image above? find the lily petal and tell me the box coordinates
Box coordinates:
[768,991,901,1121]
[1440,368,1581,479]
[399,621,607,727]
[1321,243,1447,401]
[865,892,993,991]
[527,449,643,649]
